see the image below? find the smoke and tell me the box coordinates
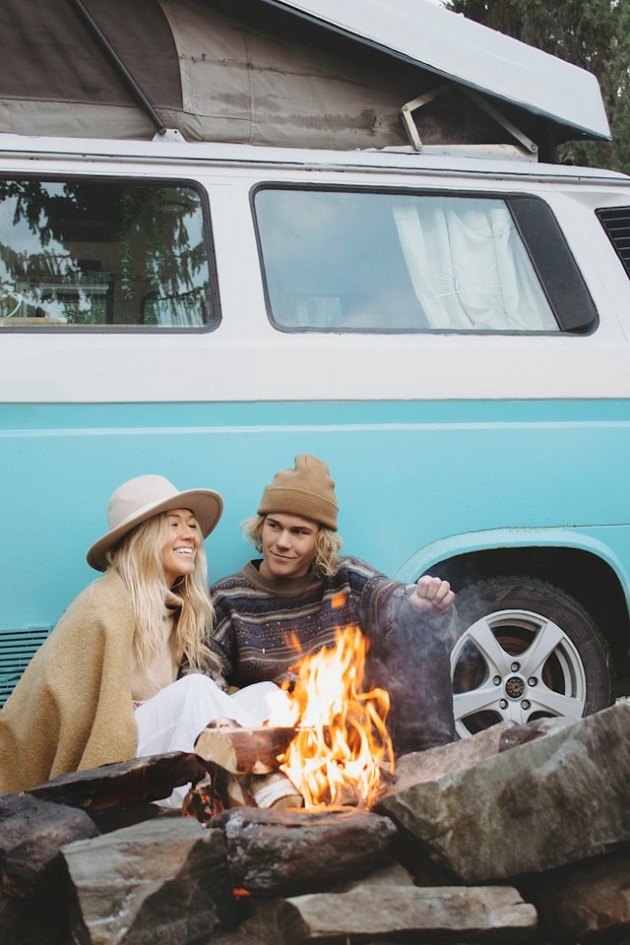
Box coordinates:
[367,603,457,755]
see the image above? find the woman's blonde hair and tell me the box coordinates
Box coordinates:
[108,513,220,678]
[243,514,342,577]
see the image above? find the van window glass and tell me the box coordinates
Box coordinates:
[255,189,560,332]
[0,178,216,329]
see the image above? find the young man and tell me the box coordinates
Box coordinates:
[208,455,458,754]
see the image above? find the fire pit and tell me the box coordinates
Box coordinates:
[189,624,394,817]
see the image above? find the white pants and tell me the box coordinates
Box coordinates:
[134,674,288,807]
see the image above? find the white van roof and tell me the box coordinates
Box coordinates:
[0,0,609,150]
[271,0,610,139]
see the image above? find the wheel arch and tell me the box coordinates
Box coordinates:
[396,528,630,691]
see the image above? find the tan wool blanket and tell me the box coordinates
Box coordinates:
[0,569,138,794]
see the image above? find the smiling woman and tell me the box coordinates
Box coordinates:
[160,509,202,588]
[0,474,289,803]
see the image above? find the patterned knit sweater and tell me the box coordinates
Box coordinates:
[208,555,443,689]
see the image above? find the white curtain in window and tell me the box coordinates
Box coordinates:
[393,198,557,331]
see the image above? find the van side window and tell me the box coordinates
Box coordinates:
[0,178,217,330]
[254,188,597,334]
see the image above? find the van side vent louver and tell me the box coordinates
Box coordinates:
[596,206,630,278]
[0,627,51,707]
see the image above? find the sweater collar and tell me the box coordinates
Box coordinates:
[243,559,321,598]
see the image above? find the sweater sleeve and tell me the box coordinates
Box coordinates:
[207,581,239,684]
[347,557,460,648]
[341,557,410,645]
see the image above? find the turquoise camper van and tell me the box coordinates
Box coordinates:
[1,0,630,738]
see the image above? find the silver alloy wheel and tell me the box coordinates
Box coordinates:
[451,607,588,739]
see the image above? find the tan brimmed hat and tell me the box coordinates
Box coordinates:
[87,474,223,572]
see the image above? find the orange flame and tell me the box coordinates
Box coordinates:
[272,625,394,809]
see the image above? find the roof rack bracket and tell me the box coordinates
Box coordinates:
[401,83,539,159]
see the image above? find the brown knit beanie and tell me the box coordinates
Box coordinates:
[257,455,338,530]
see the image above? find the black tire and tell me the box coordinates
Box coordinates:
[451,575,613,738]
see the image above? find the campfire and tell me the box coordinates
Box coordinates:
[191,623,394,817]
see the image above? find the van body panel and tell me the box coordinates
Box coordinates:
[0,140,630,403]
[3,396,630,627]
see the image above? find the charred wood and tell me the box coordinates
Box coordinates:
[183,767,302,824]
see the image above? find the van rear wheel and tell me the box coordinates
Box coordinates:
[450,576,613,738]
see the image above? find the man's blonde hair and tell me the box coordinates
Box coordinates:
[243,514,342,577]
[108,513,220,678]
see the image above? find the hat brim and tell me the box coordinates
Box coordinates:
[86,489,223,572]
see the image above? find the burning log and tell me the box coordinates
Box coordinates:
[192,624,397,816]
[248,771,303,810]
[190,718,302,819]
[184,765,303,822]
[194,719,296,775]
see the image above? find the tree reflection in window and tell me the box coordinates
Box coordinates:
[0,179,216,329]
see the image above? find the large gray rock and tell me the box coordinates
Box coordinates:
[0,793,99,945]
[62,817,236,944]
[379,702,630,883]
[241,885,538,944]
[29,751,206,812]
[535,849,630,943]
[207,806,399,897]
[0,792,98,897]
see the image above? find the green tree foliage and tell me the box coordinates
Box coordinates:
[448,0,630,172]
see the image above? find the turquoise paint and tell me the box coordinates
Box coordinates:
[3,398,630,635]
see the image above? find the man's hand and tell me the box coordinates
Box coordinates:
[409,575,455,614]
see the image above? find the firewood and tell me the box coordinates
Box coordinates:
[194,724,296,775]
[248,771,304,810]
[183,771,227,822]
[184,768,301,823]
[225,774,255,809]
